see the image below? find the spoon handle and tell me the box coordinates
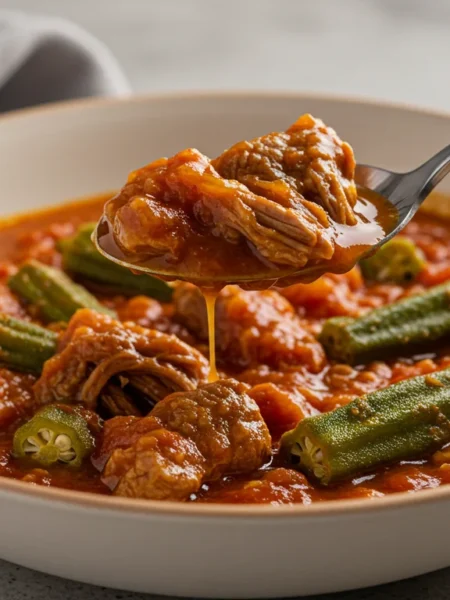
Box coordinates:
[410,144,450,202]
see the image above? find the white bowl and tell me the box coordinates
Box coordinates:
[1,92,450,599]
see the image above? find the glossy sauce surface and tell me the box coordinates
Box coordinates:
[96,187,397,290]
[98,187,396,381]
[0,194,450,504]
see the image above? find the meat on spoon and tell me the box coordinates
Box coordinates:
[102,114,359,273]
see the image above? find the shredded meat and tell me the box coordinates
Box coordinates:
[212,114,357,225]
[99,379,272,500]
[174,283,325,372]
[104,114,357,269]
[34,309,208,416]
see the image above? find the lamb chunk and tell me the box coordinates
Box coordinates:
[34,309,208,417]
[99,379,272,500]
[110,195,187,260]
[216,287,325,372]
[92,414,162,472]
[151,379,271,479]
[248,382,318,439]
[103,423,205,501]
[212,114,357,225]
[106,147,335,268]
[104,113,359,270]
[105,157,188,259]
[174,284,325,372]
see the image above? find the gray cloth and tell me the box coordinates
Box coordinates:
[0,10,130,112]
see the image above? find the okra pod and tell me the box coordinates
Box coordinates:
[319,282,450,365]
[58,224,173,301]
[9,259,116,322]
[360,237,425,284]
[0,314,57,373]
[281,368,450,484]
[13,405,94,467]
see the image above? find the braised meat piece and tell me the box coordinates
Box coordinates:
[150,379,271,478]
[105,149,334,268]
[248,382,318,440]
[102,418,206,501]
[34,309,208,417]
[174,284,325,372]
[99,379,272,500]
[212,114,357,226]
[103,114,358,271]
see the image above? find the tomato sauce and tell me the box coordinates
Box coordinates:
[1,195,450,504]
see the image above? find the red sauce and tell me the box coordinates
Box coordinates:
[0,434,108,493]
[1,195,450,504]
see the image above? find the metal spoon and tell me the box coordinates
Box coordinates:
[355,144,450,250]
[94,145,450,285]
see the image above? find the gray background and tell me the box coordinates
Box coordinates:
[4,0,450,110]
[0,0,450,598]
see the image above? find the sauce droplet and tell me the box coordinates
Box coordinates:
[204,291,218,382]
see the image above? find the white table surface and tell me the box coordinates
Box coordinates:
[0,0,450,598]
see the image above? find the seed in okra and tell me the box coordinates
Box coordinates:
[360,237,425,284]
[13,405,94,467]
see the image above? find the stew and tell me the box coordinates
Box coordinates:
[97,114,397,288]
[97,114,397,382]
[2,117,450,505]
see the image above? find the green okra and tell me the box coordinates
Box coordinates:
[281,368,450,484]
[13,405,94,467]
[58,223,173,301]
[0,314,57,373]
[9,259,116,322]
[360,237,425,284]
[319,282,450,365]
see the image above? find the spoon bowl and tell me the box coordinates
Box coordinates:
[355,144,450,251]
[94,145,450,287]
[94,219,333,288]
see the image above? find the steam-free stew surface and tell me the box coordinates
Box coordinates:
[97,115,397,289]
[2,194,450,502]
[97,186,396,289]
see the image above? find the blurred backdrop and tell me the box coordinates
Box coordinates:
[1,0,449,109]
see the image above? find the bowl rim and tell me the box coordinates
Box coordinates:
[3,87,450,125]
[2,89,450,519]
